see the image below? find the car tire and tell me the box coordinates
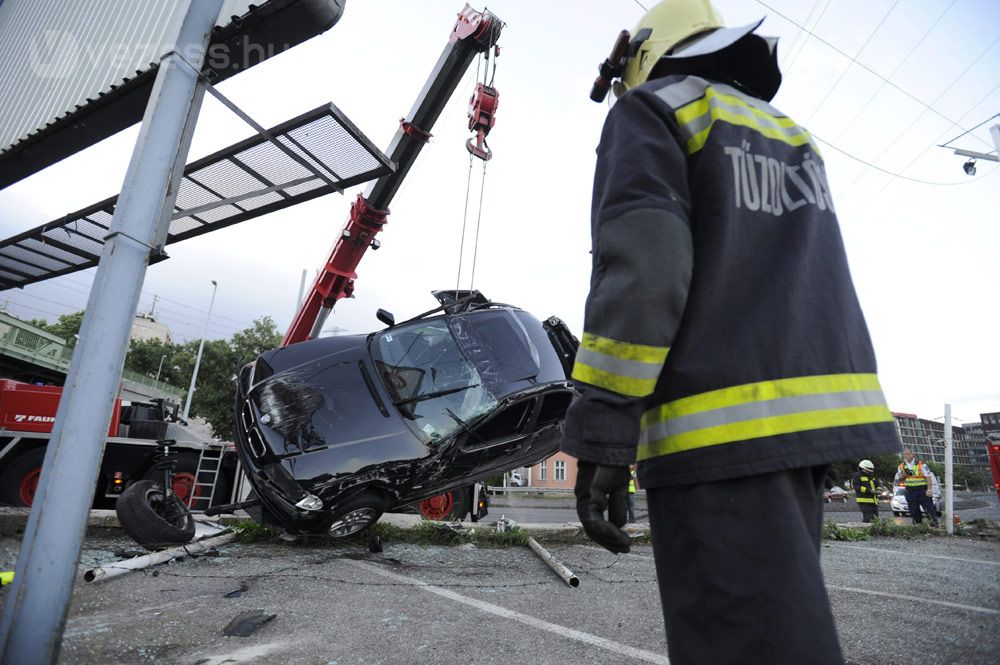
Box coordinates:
[0,448,46,507]
[418,487,469,521]
[327,491,385,538]
[115,479,195,550]
[142,453,202,508]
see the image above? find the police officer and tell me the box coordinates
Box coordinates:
[894,446,939,526]
[852,460,879,523]
[562,1,900,662]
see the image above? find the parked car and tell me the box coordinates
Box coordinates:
[823,486,849,503]
[890,484,942,517]
[233,291,577,536]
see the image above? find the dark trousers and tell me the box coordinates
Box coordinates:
[859,502,878,523]
[647,466,843,665]
[904,487,938,524]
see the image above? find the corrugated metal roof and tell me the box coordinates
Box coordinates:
[0,0,255,156]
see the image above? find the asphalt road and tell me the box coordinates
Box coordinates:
[480,492,1000,525]
[0,528,996,664]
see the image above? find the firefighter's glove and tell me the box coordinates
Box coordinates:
[575,461,630,554]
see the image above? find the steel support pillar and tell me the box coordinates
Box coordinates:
[0,1,222,661]
[944,404,954,535]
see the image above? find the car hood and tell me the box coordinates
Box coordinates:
[248,338,398,456]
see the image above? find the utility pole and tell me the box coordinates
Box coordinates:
[944,403,954,535]
[154,354,167,382]
[0,2,223,660]
[183,280,218,421]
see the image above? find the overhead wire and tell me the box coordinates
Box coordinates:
[754,0,998,153]
[939,112,1000,148]
[834,33,1000,201]
[802,0,900,126]
[831,0,958,142]
[780,0,832,73]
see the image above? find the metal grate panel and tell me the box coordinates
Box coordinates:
[0,103,392,290]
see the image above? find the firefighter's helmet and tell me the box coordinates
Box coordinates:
[616,0,781,100]
[859,460,875,472]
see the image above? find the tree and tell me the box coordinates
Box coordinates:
[125,338,182,384]
[26,311,85,343]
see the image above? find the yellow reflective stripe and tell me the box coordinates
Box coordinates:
[580,332,670,364]
[572,362,658,398]
[637,404,893,461]
[641,373,884,427]
[675,88,817,155]
[856,497,877,504]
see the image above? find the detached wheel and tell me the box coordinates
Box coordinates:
[142,453,202,508]
[116,480,195,550]
[418,487,469,521]
[328,491,384,538]
[0,448,46,507]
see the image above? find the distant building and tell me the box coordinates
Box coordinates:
[893,412,989,471]
[981,411,1000,440]
[130,313,172,345]
[527,451,578,490]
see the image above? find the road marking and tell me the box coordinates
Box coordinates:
[619,550,999,616]
[826,585,1000,616]
[348,560,670,665]
[828,543,1000,566]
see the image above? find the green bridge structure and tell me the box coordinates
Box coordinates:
[0,311,185,401]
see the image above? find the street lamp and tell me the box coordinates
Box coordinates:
[154,354,167,382]
[183,280,218,420]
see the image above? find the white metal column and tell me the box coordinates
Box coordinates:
[0,1,223,662]
[944,403,954,535]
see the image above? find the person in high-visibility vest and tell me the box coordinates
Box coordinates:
[627,466,637,523]
[563,1,900,662]
[894,446,939,526]
[851,460,879,523]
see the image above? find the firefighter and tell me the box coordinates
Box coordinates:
[627,465,637,523]
[852,459,879,523]
[562,1,900,662]
[894,446,939,526]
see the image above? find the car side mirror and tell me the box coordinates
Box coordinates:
[376,308,395,327]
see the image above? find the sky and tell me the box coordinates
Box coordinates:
[0,0,997,424]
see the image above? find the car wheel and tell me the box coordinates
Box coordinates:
[115,480,195,550]
[418,487,469,521]
[142,452,202,508]
[0,448,46,507]
[328,491,384,538]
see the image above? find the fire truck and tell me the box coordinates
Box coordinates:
[988,439,1000,502]
[0,379,233,511]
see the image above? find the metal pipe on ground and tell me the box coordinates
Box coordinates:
[84,532,236,583]
[526,536,579,588]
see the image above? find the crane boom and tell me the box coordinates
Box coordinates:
[282,4,503,346]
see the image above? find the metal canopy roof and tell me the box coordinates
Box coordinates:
[0,102,392,290]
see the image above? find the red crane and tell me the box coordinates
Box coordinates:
[282,4,503,346]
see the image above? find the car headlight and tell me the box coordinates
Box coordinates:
[295,494,324,512]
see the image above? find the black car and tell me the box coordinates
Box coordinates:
[233,291,577,536]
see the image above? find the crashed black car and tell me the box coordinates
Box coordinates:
[233,291,577,536]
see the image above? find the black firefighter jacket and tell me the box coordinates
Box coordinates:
[560,74,901,489]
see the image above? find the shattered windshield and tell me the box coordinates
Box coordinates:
[372,311,541,445]
[373,319,497,444]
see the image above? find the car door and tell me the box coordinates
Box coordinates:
[446,398,538,482]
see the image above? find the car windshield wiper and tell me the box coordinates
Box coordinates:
[444,407,487,445]
[393,384,479,406]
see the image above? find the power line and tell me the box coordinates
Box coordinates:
[940,112,1000,148]
[834,35,1000,202]
[755,0,998,153]
[812,133,998,186]
[832,0,958,143]
[630,0,648,12]
[779,0,824,70]
[802,0,900,126]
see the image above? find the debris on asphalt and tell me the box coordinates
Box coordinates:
[495,516,518,532]
[368,535,383,553]
[223,581,250,598]
[222,609,276,637]
[527,536,580,588]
